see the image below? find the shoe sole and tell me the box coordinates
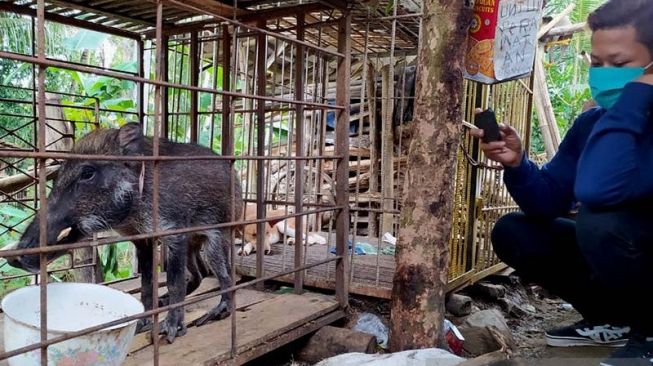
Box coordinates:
[545,335,627,348]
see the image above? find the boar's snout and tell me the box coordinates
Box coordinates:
[6,258,22,269]
[7,255,40,273]
[9,216,77,273]
[6,236,41,273]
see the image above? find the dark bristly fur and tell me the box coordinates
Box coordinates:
[10,123,242,343]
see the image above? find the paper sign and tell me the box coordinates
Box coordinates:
[464,0,544,84]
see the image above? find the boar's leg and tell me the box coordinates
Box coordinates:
[194,229,232,327]
[197,248,210,277]
[135,239,154,334]
[185,247,205,294]
[158,244,206,307]
[159,234,189,343]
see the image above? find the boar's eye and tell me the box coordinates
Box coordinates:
[79,166,96,182]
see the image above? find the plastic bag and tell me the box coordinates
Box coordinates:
[443,319,465,356]
[352,313,389,349]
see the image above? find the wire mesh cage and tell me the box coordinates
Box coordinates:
[0,0,534,363]
[0,1,352,364]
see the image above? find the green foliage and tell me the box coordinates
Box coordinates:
[0,205,32,248]
[0,13,294,295]
[530,0,606,154]
[0,21,138,290]
[98,242,133,282]
[63,29,109,51]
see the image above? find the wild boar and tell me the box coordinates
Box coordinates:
[9,122,242,343]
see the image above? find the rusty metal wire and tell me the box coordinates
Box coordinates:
[0,1,352,364]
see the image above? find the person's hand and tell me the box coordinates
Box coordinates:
[468,108,524,168]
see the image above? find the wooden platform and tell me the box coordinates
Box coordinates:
[234,235,508,299]
[0,276,344,366]
[234,235,396,299]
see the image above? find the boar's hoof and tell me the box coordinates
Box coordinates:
[193,300,230,327]
[160,308,187,344]
[136,318,153,334]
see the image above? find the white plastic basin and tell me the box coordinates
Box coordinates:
[2,282,144,366]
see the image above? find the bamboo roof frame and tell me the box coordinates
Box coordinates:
[2,0,421,55]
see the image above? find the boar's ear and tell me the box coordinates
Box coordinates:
[118,123,145,156]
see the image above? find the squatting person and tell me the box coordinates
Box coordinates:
[470,1,653,365]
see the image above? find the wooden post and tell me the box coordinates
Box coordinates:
[366,66,379,238]
[380,64,395,235]
[161,35,169,140]
[138,39,145,127]
[294,12,306,294]
[389,0,472,352]
[335,12,351,308]
[190,31,199,144]
[221,25,232,156]
[255,20,267,290]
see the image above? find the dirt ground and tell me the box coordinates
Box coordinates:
[248,273,617,366]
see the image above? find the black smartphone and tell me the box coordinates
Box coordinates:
[474,108,502,143]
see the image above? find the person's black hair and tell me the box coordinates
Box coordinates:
[588,0,653,53]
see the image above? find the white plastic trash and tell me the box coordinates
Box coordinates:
[382,233,397,246]
[315,348,465,366]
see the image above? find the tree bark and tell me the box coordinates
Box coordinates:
[389,0,472,352]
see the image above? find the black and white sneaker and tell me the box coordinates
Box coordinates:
[600,334,653,366]
[545,320,630,347]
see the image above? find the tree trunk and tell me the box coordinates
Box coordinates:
[389,0,472,352]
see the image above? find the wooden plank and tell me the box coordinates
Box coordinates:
[0,2,141,40]
[234,237,397,299]
[268,145,370,159]
[0,165,59,195]
[380,64,395,236]
[46,0,155,27]
[537,4,575,40]
[108,273,167,294]
[0,288,275,363]
[235,310,346,364]
[124,293,339,365]
[127,287,273,354]
[323,157,407,173]
[542,22,587,40]
[155,0,242,18]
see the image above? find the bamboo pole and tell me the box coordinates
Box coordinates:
[380,64,394,235]
[533,44,559,158]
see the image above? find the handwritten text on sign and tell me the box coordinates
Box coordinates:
[494,0,544,81]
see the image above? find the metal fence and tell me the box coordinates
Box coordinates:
[0,1,350,364]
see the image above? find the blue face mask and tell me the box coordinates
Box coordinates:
[589,61,653,109]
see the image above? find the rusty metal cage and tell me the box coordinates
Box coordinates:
[0,0,354,364]
[0,0,534,363]
[234,5,534,298]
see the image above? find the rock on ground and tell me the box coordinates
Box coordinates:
[463,309,510,333]
[314,348,465,366]
[458,326,516,358]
